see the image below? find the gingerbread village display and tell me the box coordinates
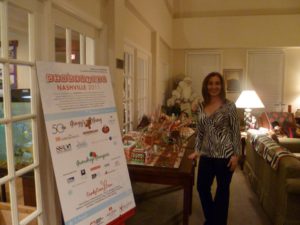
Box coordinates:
[122,76,199,168]
[123,110,195,168]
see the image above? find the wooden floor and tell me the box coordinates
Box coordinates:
[126,167,271,225]
[1,167,272,225]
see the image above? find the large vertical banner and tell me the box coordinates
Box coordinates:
[36,62,135,225]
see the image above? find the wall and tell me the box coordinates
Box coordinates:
[101,0,172,121]
[65,0,101,20]
[123,7,152,52]
[172,8,300,109]
[223,49,247,102]
[172,48,300,107]
[125,0,174,109]
[173,14,300,49]
[173,0,300,16]
[127,0,173,47]
[157,39,172,105]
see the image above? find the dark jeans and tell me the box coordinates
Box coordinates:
[197,156,233,225]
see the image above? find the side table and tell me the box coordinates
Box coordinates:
[239,131,247,170]
[295,117,300,126]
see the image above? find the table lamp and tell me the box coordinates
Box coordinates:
[235,90,264,130]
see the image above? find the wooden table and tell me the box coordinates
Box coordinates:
[127,138,196,225]
[0,168,35,206]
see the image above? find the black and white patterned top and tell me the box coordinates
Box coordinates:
[195,100,241,158]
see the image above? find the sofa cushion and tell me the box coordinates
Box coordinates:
[286,178,300,194]
[279,138,300,153]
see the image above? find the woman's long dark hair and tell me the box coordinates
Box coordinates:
[202,72,226,106]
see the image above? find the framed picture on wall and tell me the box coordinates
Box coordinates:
[0,40,18,89]
[223,69,243,93]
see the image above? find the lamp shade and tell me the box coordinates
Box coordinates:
[235,90,264,109]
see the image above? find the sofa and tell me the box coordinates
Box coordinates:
[244,128,300,225]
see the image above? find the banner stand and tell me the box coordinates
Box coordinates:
[62,208,135,225]
[36,62,136,225]
[107,208,136,225]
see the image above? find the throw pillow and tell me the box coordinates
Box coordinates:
[282,121,300,138]
[270,120,287,138]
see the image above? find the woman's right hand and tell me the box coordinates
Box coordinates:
[188,151,199,160]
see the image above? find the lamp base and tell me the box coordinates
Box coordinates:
[244,108,257,130]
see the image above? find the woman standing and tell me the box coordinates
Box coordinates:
[189,72,241,225]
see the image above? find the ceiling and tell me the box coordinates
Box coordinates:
[171,0,300,18]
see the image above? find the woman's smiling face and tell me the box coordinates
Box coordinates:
[207,75,222,97]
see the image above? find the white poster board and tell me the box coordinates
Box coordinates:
[36,62,135,225]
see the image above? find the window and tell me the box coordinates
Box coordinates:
[55,26,95,64]
[123,45,134,133]
[247,50,284,111]
[0,2,43,224]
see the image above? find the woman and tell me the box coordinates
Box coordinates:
[189,72,241,225]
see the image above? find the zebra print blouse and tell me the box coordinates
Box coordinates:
[195,100,241,158]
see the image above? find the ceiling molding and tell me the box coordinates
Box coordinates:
[174,8,300,18]
[125,0,154,32]
[52,0,103,29]
[164,0,174,17]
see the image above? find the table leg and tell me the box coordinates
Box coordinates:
[183,182,191,225]
[1,184,6,202]
[188,181,193,214]
[239,137,246,170]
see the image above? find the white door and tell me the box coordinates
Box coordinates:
[247,50,284,111]
[185,51,222,99]
[136,51,151,122]
[123,44,135,133]
[158,62,169,106]
[0,1,44,224]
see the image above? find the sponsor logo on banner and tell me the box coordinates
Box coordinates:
[52,123,66,134]
[76,140,88,149]
[56,143,72,154]
[76,152,109,167]
[70,117,102,129]
[81,169,87,180]
[67,176,75,184]
[89,217,104,225]
[55,134,79,142]
[86,179,113,197]
[81,169,86,175]
[102,125,110,134]
[114,160,121,167]
[69,117,101,135]
[119,201,134,213]
[106,206,117,221]
[83,129,98,135]
[90,165,101,171]
[105,169,116,175]
[68,189,73,196]
[111,156,121,161]
[108,115,116,125]
[63,170,77,177]
[72,181,86,188]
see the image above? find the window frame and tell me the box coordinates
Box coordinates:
[136,50,150,123]
[123,44,135,133]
